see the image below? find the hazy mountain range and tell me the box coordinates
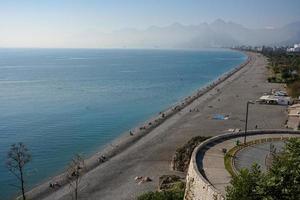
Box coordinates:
[97,19,300,48]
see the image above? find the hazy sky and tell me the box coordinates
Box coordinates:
[1,0,300,47]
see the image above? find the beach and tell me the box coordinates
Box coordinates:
[27,51,287,200]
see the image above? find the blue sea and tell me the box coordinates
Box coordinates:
[0,48,246,199]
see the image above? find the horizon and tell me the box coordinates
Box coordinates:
[0,47,227,50]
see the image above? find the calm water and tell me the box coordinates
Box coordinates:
[0,48,246,199]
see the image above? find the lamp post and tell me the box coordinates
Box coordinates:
[244,100,255,144]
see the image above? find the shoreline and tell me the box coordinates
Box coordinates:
[26,50,251,200]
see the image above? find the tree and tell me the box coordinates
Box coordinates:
[6,142,31,200]
[263,138,300,200]
[67,154,85,200]
[226,138,300,200]
[226,164,264,200]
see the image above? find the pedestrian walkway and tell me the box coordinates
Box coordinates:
[198,133,300,196]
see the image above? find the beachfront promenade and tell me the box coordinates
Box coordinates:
[28,52,288,200]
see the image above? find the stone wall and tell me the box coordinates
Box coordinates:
[185,160,224,200]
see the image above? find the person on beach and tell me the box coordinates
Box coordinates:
[49,182,61,189]
[98,155,106,163]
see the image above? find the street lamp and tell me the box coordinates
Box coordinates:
[244,100,255,144]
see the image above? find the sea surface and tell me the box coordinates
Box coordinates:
[0,48,246,199]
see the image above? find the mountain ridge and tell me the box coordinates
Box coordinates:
[97,19,300,48]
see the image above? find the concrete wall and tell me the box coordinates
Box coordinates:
[184,130,300,200]
[185,161,224,200]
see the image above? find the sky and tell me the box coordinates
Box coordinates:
[0,0,300,48]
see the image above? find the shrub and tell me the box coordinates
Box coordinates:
[138,177,185,200]
[137,190,184,200]
[171,136,210,172]
[226,138,300,200]
[287,81,300,97]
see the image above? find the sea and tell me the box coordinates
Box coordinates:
[0,48,246,199]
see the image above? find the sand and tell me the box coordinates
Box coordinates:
[27,51,287,200]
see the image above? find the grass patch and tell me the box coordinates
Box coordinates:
[224,145,243,177]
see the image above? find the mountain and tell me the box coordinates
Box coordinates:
[96,19,300,48]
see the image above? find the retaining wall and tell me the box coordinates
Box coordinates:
[184,129,300,200]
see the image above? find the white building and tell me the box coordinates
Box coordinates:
[287,43,300,52]
[258,95,292,105]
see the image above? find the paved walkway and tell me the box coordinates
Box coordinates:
[199,133,300,196]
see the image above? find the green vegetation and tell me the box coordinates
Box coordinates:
[224,144,244,177]
[137,174,185,200]
[226,164,264,200]
[287,81,300,98]
[158,175,182,191]
[263,50,300,97]
[171,136,210,172]
[137,180,185,200]
[226,138,300,200]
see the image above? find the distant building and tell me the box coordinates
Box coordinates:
[287,43,300,52]
[258,95,292,105]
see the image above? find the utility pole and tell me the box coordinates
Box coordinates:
[244,101,254,144]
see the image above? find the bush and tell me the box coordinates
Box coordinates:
[159,175,182,190]
[287,81,300,97]
[171,136,210,172]
[137,190,184,200]
[138,191,184,200]
[267,76,277,83]
[138,177,185,200]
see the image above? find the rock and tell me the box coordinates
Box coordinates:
[143,176,152,182]
[136,176,152,184]
[138,180,143,185]
[134,176,142,181]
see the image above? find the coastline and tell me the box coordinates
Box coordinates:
[25,50,250,199]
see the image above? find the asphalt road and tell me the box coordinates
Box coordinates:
[234,141,285,172]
